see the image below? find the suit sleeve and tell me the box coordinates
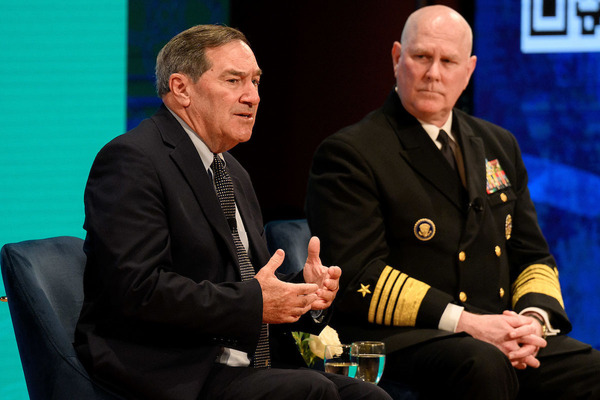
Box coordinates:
[503,133,571,332]
[83,138,263,351]
[306,136,454,329]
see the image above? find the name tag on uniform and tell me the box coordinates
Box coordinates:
[486,159,511,194]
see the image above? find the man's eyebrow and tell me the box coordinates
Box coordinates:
[410,46,429,54]
[223,69,263,77]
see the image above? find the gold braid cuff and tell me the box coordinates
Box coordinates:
[512,264,564,309]
[368,266,430,326]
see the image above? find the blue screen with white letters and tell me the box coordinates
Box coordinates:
[473,0,600,348]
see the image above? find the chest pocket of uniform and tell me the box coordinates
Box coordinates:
[487,188,517,208]
[487,188,517,241]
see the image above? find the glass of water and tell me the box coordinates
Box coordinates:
[351,341,386,384]
[323,344,358,378]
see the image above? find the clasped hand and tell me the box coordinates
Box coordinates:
[457,310,547,370]
[255,236,341,324]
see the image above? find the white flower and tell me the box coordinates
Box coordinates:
[308,325,341,359]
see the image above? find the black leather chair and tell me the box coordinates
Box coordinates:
[264,219,419,400]
[1,236,123,400]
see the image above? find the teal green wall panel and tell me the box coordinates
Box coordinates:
[0,1,127,398]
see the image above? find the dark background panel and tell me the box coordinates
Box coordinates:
[229,0,469,222]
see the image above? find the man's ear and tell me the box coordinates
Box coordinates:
[391,41,402,73]
[463,55,477,90]
[169,73,191,107]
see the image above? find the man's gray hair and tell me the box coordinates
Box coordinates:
[155,25,249,97]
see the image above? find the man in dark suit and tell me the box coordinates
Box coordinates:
[306,5,600,399]
[75,25,392,400]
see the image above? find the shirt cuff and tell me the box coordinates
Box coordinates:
[519,307,560,336]
[438,303,464,332]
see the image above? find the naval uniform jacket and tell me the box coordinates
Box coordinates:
[75,105,317,400]
[307,91,588,355]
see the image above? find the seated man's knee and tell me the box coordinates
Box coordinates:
[286,369,340,400]
[455,339,519,398]
[459,339,514,376]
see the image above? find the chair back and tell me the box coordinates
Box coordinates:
[264,219,311,274]
[1,236,123,400]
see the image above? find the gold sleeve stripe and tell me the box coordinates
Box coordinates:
[385,273,407,325]
[375,268,400,324]
[368,265,430,326]
[512,264,564,309]
[368,266,393,323]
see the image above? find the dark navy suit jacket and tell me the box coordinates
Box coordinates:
[75,105,316,400]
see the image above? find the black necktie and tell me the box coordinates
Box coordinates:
[437,129,457,171]
[211,154,271,369]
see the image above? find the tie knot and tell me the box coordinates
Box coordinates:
[211,154,236,219]
[211,154,224,171]
[437,129,451,146]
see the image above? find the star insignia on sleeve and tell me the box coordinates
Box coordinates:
[357,283,371,298]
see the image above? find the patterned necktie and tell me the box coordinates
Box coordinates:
[211,154,271,369]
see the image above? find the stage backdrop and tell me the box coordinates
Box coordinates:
[0,1,127,398]
[473,0,600,348]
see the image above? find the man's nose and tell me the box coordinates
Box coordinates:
[241,82,260,105]
[425,60,442,81]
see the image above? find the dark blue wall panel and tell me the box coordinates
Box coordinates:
[474,0,600,348]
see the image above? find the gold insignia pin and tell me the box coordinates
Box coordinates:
[505,214,512,240]
[414,218,436,241]
[357,283,371,298]
[495,246,502,257]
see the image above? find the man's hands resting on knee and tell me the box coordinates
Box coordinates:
[456,310,547,369]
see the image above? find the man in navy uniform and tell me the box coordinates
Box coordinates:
[307,5,600,399]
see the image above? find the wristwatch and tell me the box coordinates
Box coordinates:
[528,314,548,339]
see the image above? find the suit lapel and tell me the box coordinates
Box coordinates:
[455,113,487,205]
[151,106,240,267]
[454,112,488,247]
[383,92,466,211]
[383,93,490,245]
